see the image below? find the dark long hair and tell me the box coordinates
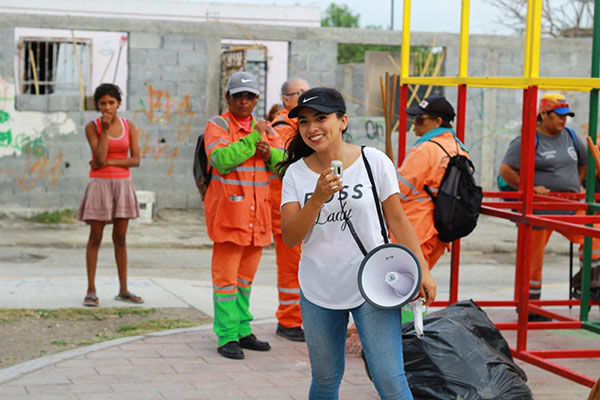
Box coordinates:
[93,83,122,110]
[277,87,346,176]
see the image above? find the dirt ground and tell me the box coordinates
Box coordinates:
[0,307,210,369]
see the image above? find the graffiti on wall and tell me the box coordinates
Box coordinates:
[133,85,195,175]
[0,78,76,191]
[347,118,386,145]
[2,153,64,191]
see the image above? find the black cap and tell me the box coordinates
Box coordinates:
[289,87,346,118]
[405,95,455,122]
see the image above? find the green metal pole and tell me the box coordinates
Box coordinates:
[581,0,600,323]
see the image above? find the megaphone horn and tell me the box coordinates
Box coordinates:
[358,243,422,309]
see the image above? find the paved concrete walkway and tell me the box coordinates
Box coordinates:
[0,321,380,400]
[0,209,598,399]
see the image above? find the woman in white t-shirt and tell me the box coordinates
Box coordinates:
[278,87,437,400]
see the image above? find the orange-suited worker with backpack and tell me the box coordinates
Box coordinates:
[269,78,310,342]
[204,71,284,360]
[398,96,469,270]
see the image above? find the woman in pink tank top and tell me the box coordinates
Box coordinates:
[77,83,143,307]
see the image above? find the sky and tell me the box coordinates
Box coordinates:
[208,0,512,35]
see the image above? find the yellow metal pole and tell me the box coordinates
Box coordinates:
[401,0,411,79]
[28,49,40,95]
[523,0,534,77]
[529,0,542,78]
[71,30,86,111]
[524,0,543,78]
[458,0,470,77]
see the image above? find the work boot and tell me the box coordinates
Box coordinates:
[217,341,244,359]
[276,323,305,342]
[239,333,271,351]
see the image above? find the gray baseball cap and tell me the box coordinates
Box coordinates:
[226,71,260,96]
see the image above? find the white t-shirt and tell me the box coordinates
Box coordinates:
[281,147,400,309]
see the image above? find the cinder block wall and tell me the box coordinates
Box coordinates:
[0,13,595,211]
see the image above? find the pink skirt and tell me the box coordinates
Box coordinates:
[78,178,140,223]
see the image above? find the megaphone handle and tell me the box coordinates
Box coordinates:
[414,305,424,339]
[408,300,425,339]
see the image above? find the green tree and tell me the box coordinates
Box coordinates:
[321,3,360,28]
[321,3,384,63]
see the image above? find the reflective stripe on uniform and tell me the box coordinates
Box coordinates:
[238,286,251,296]
[209,115,229,131]
[238,277,252,286]
[403,196,430,202]
[233,166,268,172]
[398,174,419,195]
[214,295,237,302]
[207,138,230,152]
[278,287,300,294]
[399,192,410,201]
[213,284,237,291]
[211,175,270,186]
[578,248,600,257]
[279,299,300,305]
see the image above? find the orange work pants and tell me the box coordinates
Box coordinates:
[529,217,600,299]
[211,241,262,346]
[274,234,302,328]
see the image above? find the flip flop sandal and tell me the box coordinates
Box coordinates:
[83,295,99,307]
[114,292,144,304]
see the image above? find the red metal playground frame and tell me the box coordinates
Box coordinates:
[394,1,600,387]
[399,86,600,388]
[397,86,600,388]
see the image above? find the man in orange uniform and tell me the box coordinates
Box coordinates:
[269,78,309,341]
[203,71,284,359]
[397,96,470,270]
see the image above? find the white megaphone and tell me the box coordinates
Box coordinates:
[358,243,425,337]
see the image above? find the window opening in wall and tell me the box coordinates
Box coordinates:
[220,49,246,115]
[14,28,129,111]
[18,38,91,96]
[220,44,268,119]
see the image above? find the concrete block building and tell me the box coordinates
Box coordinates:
[0,1,596,211]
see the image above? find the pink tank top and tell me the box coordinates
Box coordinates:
[89,117,131,179]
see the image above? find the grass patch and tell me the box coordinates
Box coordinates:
[77,333,116,346]
[76,318,197,345]
[51,340,69,347]
[0,307,156,323]
[27,209,77,224]
[116,318,196,336]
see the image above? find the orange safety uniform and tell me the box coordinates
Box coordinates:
[270,108,303,329]
[398,130,469,269]
[203,110,282,346]
[529,219,600,299]
[502,128,600,299]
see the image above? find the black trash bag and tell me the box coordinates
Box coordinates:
[402,300,532,400]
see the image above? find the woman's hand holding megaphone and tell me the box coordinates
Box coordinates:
[419,267,437,307]
[381,193,437,307]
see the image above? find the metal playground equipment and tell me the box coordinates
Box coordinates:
[396,0,600,388]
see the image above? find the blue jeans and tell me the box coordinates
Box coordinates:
[300,292,413,400]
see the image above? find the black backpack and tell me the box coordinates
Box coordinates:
[193,116,228,199]
[424,140,482,242]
